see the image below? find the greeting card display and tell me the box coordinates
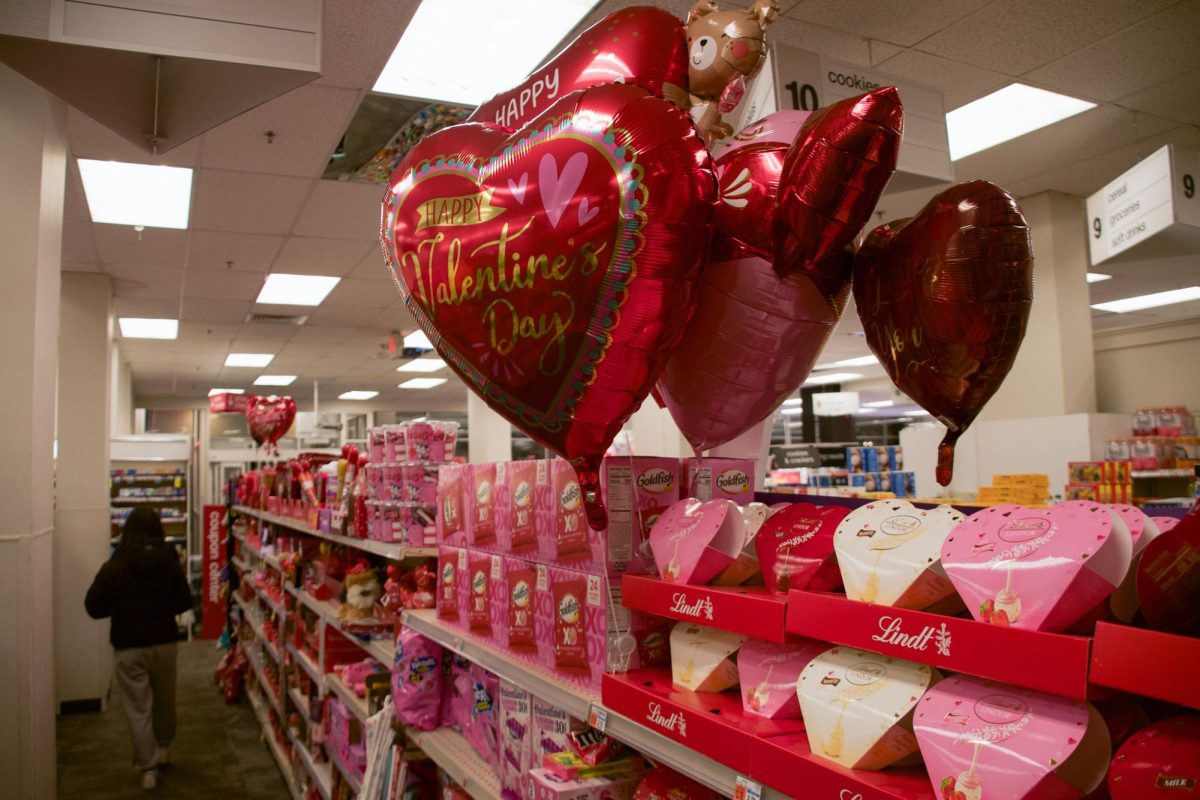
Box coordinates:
[797,647,939,770]
[915,674,1110,800]
[835,502,965,609]
[1108,716,1200,799]
[649,499,745,585]
[711,502,771,586]
[756,502,850,594]
[669,622,747,693]
[943,502,1133,632]
[738,638,827,719]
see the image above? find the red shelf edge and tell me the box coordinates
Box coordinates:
[1091,621,1200,710]
[620,575,789,643]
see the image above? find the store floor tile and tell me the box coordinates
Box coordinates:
[57,639,291,799]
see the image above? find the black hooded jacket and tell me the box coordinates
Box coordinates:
[85,542,192,649]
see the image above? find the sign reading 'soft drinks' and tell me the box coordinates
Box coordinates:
[1085,144,1200,265]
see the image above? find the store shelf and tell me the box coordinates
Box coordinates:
[245,644,284,718]
[326,672,369,722]
[294,586,394,666]
[235,505,437,560]
[786,590,1093,700]
[328,742,363,795]
[289,729,332,800]
[622,575,790,643]
[407,727,501,800]
[287,643,324,688]
[1131,469,1194,478]
[1091,621,1200,710]
[287,685,311,719]
[110,497,187,505]
[246,687,302,800]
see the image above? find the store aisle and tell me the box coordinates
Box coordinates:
[58,639,290,799]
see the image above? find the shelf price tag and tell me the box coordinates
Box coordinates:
[733,776,762,800]
[451,636,464,655]
[587,703,608,732]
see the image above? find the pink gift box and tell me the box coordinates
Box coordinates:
[495,557,539,656]
[437,546,467,626]
[437,463,468,546]
[506,460,539,555]
[466,462,498,548]
[498,680,533,800]
[536,459,603,573]
[466,550,497,640]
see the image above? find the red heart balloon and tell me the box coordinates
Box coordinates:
[382,84,716,527]
[471,7,688,131]
[774,87,903,277]
[854,181,1033,485]
[245,395,296,454]
[657,111,851,453]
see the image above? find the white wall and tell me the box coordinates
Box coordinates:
[1094,320,1200,412]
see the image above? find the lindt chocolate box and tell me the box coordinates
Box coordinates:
[683,458,755,506]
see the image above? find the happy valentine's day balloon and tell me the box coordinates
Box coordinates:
[382,84,716,528]
[774,87,903,277]
[470,7,688,131]
[245,395,296,453]
[854,181,1033,485]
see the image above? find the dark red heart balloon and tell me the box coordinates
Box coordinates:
[245,395,296,454]
[774,86,903,277]
[382,84,716,528]
[853,181,1033,485]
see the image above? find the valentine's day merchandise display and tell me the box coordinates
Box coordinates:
[362,420,458,546]
[245,394,296,457]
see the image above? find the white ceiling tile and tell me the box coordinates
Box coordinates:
[104,263,184,298]
[288,323,360,342]
[115,297,179,317]
[181,297,254,323]
[314,0,418,90]
[306,303,396,329]
[784,0,991,48]
[188,231,286,273]
[352,245,389,279]
[873,49,1009,110]
[185,270,266,300]
[769,15,872,65]
[190,169,314,234]
[322,277,396,309]
[1118,71,1200,129]
[291,180,387,240]
[62,260,105,273]
[93,225,188,268]
[917,0,1178,76]
[236,321,302,341]
[178,321,242,340]
[270,236,375,276]
[869,41,904,66]
[200,85,361,178]
[67,107,201,167]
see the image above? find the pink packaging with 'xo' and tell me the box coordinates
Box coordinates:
[437,546,467,626]
[684,458,755,506]
[507,460,540,555]
[467,551,495,639]
[535,565,607,691]
[495,557,539,655]
[537,459,602,572]
[467,462,498,548]
[437,463,468,546]
[601,457,681,576]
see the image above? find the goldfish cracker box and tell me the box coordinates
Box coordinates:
[683,458,755,506]
[601,457,681,576]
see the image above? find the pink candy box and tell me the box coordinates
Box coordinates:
[467,462,498,548]
[1109,503,1163,623]
[537,459,602,572]
[601,457,682,575]
[943,502,1134,633]
[466,551,496,639]
[437,463,468,546]
[535,565,606,691]
[531,697,586,769]
[437,546,467,625]
[684,458,755,505]
[738,638,828,719]
[496,557,539,655]
[507,461,539,554]
[649,498,745,585]
[915,674,1110,800]
[402,464,439,505]
[383,425,405,463]
[498,680,533,800]
[529,769,641,800]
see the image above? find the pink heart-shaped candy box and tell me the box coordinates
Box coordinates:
[943,502,1133,632]
[1109,503,1163,622]
[755,502,850,594]
[915,674,1110,800]
[738,638,828,719]
[650,498,745,585]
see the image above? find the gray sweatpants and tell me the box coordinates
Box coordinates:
[113,642,178,772]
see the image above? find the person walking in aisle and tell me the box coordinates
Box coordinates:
[86,507,193,790]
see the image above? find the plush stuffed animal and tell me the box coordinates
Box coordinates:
[683,0,780,143]
[338,562,382,621]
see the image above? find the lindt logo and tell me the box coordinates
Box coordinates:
[636,468,675,493]
[646,702,687,737]
[561,482,582,510]
[472,570,487,594]
[513,481,532,507]
[670,592,714,621]
[872,615,952,657]
[715,469,750,493]
[558,593,580,623]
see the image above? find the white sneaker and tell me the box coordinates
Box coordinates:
[141,770,158,790]
[155,746,170,767]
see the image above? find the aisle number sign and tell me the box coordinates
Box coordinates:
[1085,144,1200,265]
[731,43,953,190]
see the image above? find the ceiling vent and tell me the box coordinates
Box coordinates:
[246,312,309,326]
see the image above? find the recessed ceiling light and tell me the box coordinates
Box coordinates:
[403,330,434,349]
[946,83,1096,160]
[338,390,379,400]
[118,317,178,339]
[1086,273,1112,283]
[863,400,894,408]
[373,0,597,105]
[208,388,244,397]
[1091,286,1200,313]
[399,378,447,390]
[225,353,274,368]
[780,407,804,416]
[397,358,447,373]
[254,375,297,386]
[815,355,878,370]
[802,372,863,386]
[77,159,193,229]
[781,398,803,407]
[256,273,341,306]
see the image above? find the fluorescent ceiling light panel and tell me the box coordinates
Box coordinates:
[77,159,193,229]
[863,400,894,408]
[781,398,803,407]
[780,407,804,416]
[856,408,876,415]
[225,353,274,368]
[403,330,434,349]
[815,355,878,369]
[1091,286,1200,313]
[1086,273,1112,283]
[254,375,297,386]
[946,84,1096,160]
[397,358,447,373]
[256,273,341,306]
[208,388,245,397]
[339,390,379,400]
[802,372,863,386]
[118,317,178,339]
[399,378,447,390]
[373,0,596,105]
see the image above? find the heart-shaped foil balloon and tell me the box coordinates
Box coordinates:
[657,112,852,453]
[773,87,903,277]
[245,395,296,455]
[854,180,1034,485]
[381,84,716,528]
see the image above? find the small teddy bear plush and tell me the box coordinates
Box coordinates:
[338,562,382,621]
[684,0,780,144]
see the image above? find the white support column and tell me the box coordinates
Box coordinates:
[0,63,66,800]
[56,272,115,707]
[628,400,691,458]
[467,391,512,463]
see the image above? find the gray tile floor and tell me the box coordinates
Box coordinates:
[57,640,291,799]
